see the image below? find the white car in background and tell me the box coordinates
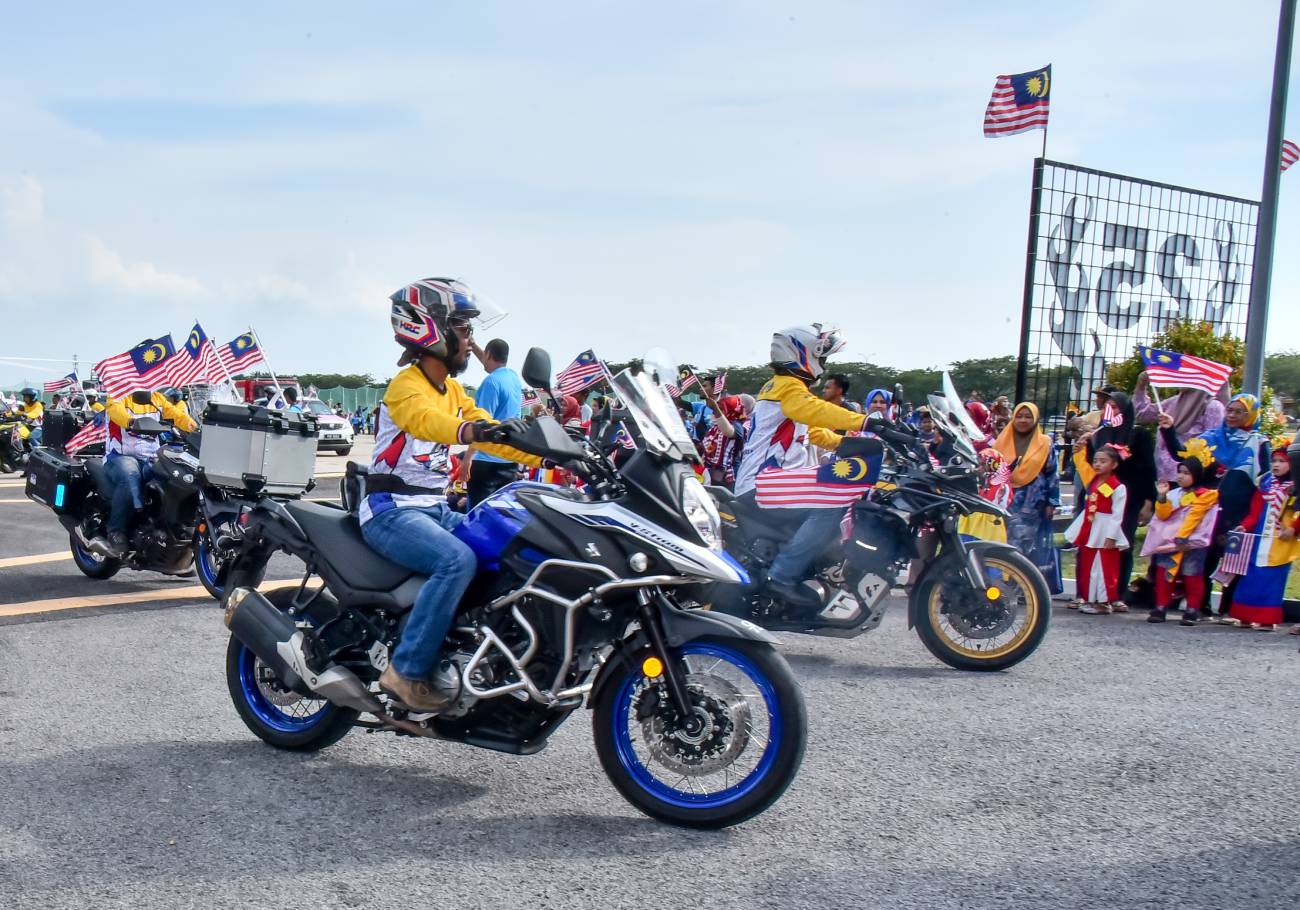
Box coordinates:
[302,398,354,455]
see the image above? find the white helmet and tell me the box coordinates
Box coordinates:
[770,324,846,381]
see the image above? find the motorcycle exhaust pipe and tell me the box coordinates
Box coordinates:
[224,586,385,717]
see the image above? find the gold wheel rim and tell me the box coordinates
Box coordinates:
[927,557,1039,660]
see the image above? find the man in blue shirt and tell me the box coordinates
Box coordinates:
[462,337,523,506]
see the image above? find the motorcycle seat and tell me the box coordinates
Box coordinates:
[729,491,799,541]
[284,500,414,591]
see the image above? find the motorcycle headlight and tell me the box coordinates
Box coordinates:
[680,475,722,550]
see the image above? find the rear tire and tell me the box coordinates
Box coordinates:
[69,533,121,580]
[592,638,806,829]
[225,589,358,751]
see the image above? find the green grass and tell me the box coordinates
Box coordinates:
[1056,527,1300,599]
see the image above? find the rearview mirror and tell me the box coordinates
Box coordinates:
[522,347,553,394]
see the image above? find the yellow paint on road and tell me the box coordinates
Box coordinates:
[0,578,299,619]
[0,551,72,569]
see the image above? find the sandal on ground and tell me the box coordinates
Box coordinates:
[1067,600,1083,610]
[1110,601,1129,613]
[1079,602,1112,615]
[1288,625,1300,636]
[1254,623,1276,632]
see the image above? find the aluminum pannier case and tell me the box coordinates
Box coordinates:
[199,403,317,497]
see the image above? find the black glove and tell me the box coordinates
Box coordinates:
[485,417,530,444]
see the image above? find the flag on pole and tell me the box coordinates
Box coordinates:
[983,65,1051,138]
[95,336,178,398]
[44,372,78,394]
[216,331,265,374]
[754,444,885,509]
[65,411,107,454]
[1282,139,1299,172]
[166,322,222,387]
[711,372,728,396]
[667,367,699,397]
[1139,347,1234,394]
[556,350,604,395]
[521,388,541,408]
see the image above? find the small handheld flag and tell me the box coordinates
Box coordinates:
[1212,530,1255,582]
[1139,347,1233,395]
[556,350,604,395]
[44,372,78,394]
[984,65,1051,138]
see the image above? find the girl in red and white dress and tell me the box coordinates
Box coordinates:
[1065,445,1129,614]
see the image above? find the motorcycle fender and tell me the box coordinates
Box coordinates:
[907,539,1018,630]
[587,607,776,709]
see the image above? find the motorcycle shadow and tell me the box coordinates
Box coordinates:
[781,652,954,681]
[0,738,712,886]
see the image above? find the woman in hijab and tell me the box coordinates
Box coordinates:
[1078,389,1158,603]
[864,388,892,416]
[992,403,1063,594]
[1133,373,1228,481]
[1159,392,1270,618]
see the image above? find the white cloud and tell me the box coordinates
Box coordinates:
[85,234,205,298]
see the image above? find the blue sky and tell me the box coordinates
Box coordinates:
[1,1,1297,390]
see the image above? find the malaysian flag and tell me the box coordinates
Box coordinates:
[556,350,604,395]
[612,422,637,450]
[711,372,727,396]
[217,332,265,375]
[983,66,1051,138]
[1283,139,1299,173]
[167,322,222,387]
[43,372,78,394]
[667,367,699,398]
[1211,530,1255,582]
[65,411,108,455]
[754,443,885,509]
[1140,347,1233,395]
[95,336,178,398]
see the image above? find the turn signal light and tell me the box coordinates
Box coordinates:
[641,656,664,678]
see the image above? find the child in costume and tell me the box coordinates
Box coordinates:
[1225,447,1299,631]
[1064,445,1129,614]
[1141,450,1219,625]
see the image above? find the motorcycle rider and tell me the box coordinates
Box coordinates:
[84,389,105,415]
[732,325,873,610]
[17,387,44,446]
[361,278,538,713]
[101,389,198,556]
[161,387,190,420]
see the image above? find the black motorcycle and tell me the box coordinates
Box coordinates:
[220,349,806,829]
[711,375,1050,672]
[25,416,258,588]
[0,408,34,474]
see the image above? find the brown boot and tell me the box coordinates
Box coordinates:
[379,665,450,713]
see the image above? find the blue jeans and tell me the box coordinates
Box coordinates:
[105,455,153,533]
[768,507,847,586]
[361,502,477,679]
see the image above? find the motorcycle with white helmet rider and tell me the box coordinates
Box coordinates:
[730,324,873,609]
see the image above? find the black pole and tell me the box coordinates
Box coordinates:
[1244,0,1296,395]
[1015,157,1045,407]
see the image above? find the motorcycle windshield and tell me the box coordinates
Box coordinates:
[608,368,696,461]
[926,371,983,463]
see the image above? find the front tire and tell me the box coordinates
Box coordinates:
[913,548,1050,672]
[225,589,358,751]
[69,533,121,580]
[194,530,227,600]
[592,638,806,829]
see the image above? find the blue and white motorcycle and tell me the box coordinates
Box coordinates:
[221,349,806,829]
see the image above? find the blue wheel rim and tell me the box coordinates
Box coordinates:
[237,645,333,733]
[73,542,103,566]
[196,533,223,594]
[611,643,782,811]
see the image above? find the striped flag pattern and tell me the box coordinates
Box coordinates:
[754,446,884,509]
[1282,139,1299,173]
[983,66,1051,138]
[167,322,223,387]
[65,412,107,455]
[44,372,78,394]
[1211,530,1255,582]
[711,372,727,396]
[216,332,266,375]
[94,336,178,399]
[1140,347,1234,395]
[556,350,604,395]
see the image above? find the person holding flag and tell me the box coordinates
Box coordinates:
[1133,347,1231,482]
[731,323,875,611]
[1221,446,1299,631]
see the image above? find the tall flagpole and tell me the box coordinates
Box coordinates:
[248,327,284,398]
[1243,0,1296,395]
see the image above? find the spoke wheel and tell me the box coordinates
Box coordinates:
[915,549,1050,671]
[593,638,806,829]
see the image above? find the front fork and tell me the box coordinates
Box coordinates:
[635,589,704,737]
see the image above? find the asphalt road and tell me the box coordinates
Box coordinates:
[1,442,1299,909]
